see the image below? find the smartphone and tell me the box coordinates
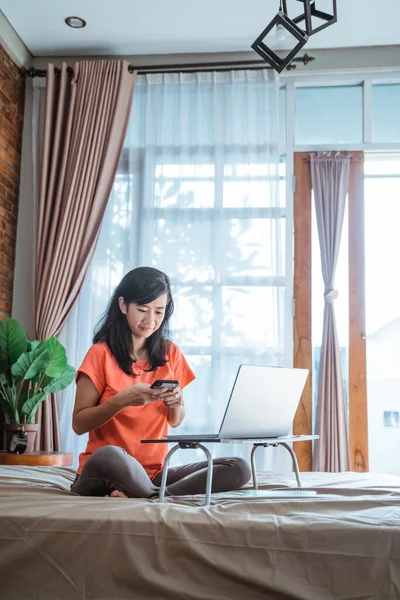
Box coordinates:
[150,379,179,390]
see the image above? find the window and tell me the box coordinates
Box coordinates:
[365,154,400,474]
[138,154,288,443]
[372,84,400,143]
[295,85,363,145]
[383,412,400,428]
[279,86,286,149]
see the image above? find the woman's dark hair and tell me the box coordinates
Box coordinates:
[93,267,174,375]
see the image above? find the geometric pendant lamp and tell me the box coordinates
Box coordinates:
[251,0,338,73]
[292,0,337,36]
[251,3,308,74]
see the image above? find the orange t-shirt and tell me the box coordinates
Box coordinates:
[76,341,195,479]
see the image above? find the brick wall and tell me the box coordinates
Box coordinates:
[0,44,25,319]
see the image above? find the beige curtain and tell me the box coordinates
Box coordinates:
[311,152,351,472]
[34,60,136,450]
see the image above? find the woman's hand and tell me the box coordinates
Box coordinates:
[159,386,185,427]
[160,385,182,408]
[120,383,168,408]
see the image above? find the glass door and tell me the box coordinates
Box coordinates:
[364,154,400,475]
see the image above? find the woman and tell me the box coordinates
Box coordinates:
[71,266,251,498]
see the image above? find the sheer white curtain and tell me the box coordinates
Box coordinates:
[58,69,293,472]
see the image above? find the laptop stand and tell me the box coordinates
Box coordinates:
[142,435,318,505]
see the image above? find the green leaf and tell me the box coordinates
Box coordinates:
[42,337,67,377]
[44,364,76,394]
[39,374,53,389]
[26,341,44,381]
[17,386,29,412]
[0,385,18,423]
[27,340,41,351]
[0,318,28,370]
[11,347,50,380]
[20,364,76,423]
[0,349,8,374]
[21,391,46,423]
[1,396,15,422]
[0,377,16,407]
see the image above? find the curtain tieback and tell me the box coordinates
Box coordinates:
[324,289,338,303]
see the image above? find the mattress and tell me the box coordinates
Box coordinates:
[0,465,399,600]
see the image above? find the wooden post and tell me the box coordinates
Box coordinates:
[293,152,313,471]
[348,152,369,471]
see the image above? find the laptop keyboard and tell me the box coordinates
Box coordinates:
[166,434,218,439]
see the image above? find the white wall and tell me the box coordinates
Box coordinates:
[368,378,400,475]
[12,79,46,338]
[367,322,400,474]
[12,79,35,337]
[0,10,31,67]
[367,321,400,379]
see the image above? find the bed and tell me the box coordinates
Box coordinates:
[1,465,399,600]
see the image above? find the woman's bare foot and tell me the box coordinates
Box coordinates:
[105,490,128,498]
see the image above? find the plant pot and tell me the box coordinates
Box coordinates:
[4,423,39,453]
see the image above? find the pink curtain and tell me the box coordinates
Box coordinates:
[311,152,351,472]
[34,60,136,450]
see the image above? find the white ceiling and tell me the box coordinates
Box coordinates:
[2,0,400,57]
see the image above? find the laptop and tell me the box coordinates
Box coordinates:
[165,364,309,442]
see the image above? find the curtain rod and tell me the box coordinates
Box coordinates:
[303,156,364,162]
[24,53,315,78]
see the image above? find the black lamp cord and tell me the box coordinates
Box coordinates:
[279,0,288,14]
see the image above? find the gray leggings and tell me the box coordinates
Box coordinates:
[71,445,251,498]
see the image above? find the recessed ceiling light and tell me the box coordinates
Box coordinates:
[65,16,86,29]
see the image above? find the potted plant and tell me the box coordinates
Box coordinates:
[0,317,76,452]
